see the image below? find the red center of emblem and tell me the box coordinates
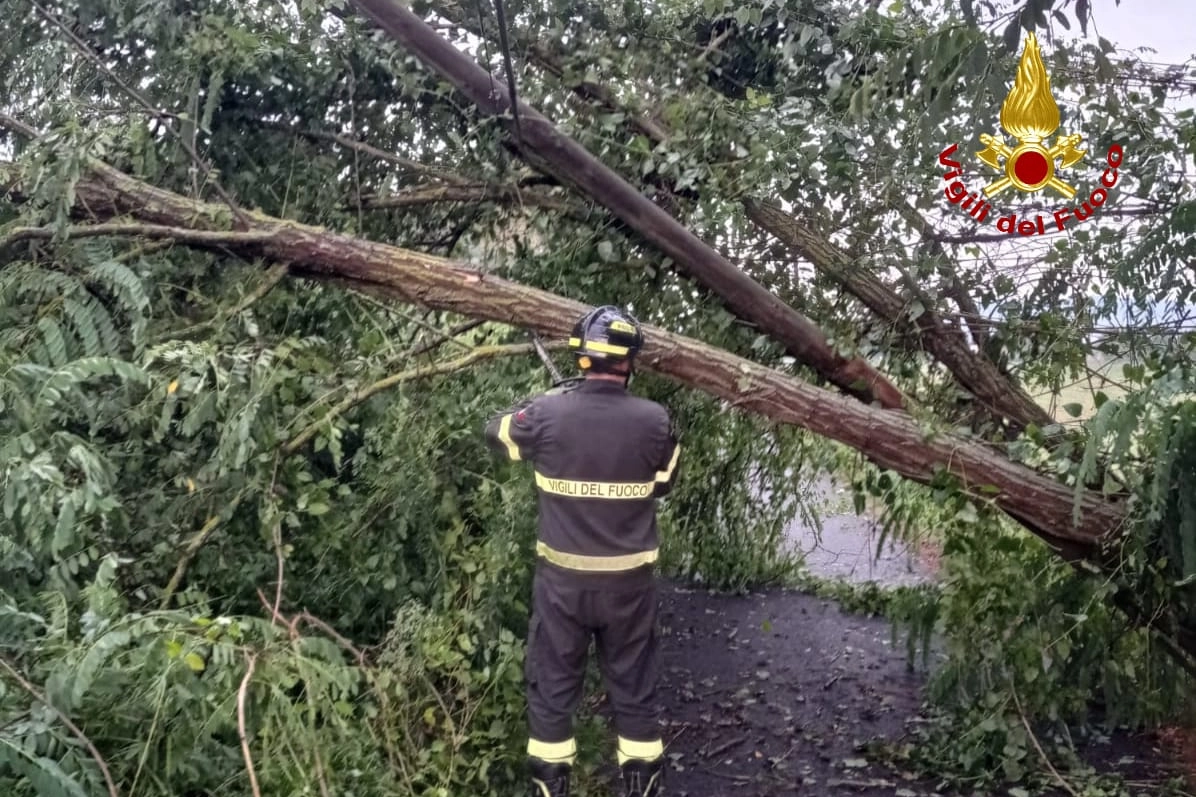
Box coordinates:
[1012,150,1050,187]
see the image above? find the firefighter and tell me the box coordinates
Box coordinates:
[483,306,681,797]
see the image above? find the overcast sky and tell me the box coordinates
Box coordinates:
[1083,0,1195,65]
[1061,0,1196,116]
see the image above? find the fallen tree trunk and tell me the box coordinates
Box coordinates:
[2,155,1120,550]
[343,0,907,411]
[8,154,1196,667]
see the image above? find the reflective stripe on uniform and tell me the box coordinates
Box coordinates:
[534,471,654,500]
[528,736,577,764]
[568,337,630,356]
[536,541,657,572]
[497,414,521,461]
[655,443,681,484]
[617,736,664,764]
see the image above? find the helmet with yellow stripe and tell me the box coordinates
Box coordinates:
[569,305,644,373]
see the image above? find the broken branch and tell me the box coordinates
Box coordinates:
[281,343,543,454]
[344,0,906,410]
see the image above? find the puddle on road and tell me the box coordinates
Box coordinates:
[779,478,936,587]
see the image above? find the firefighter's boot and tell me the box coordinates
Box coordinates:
[620,758,664,797]
[528,758,571,797]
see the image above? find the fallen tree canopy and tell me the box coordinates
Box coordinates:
[326,0,1196,671]
[345,0,913,411]
[11,96,1196,672]
[10,141,1192,666]
[1,0,1194,677]
[0,151,1125,550]
[5,3,1196,794]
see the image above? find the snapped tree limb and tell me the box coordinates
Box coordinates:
[745,198,1056,431]
[488,19,1048,433]
[357,182,587,218]
[343,0,907,411]
[281,342,545,454]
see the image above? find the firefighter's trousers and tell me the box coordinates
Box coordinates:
[524,565,664,767]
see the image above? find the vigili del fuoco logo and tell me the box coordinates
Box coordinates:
[937,32,1124,235]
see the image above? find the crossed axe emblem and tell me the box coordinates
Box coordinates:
[975,133,1086,200]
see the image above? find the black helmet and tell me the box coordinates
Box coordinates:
[569,305,644,372]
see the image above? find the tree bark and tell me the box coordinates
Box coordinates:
[343,0,907,412]
[357,182,585,217]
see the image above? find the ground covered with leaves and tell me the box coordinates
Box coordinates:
[615,582,1190,797]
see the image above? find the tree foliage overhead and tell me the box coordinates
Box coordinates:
[2,0,1195,794]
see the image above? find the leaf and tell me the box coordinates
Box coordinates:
[954,503,979,523]
[1076,0,1089,34]
[1052,9,1070,29]
[88,259,151,315]
[38,318,69,367]
[184,652,206,672]
[1094,50,1115,81]
[180,391,218,437]
[849,87,865,120]
[52,496,77,557]
[1062,402,1083,417]
[90,297,123,354]
[63,296,102,357]
[201,68,225,132]
[306,502,331,516]
[0,738,90,797]
[72,629,131,707]
[38,357,148,408]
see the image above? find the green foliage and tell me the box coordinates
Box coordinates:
[0,740,91,797]
[1,557,531,797]
[655,378,815,590]
[834,414,1196,789]
[1141,403,1196,626]
[0,86,802,797]
[3,0,1196,793]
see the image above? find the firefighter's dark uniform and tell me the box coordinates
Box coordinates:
[483,310,680,797]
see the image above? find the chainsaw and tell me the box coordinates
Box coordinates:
[530,332,584,393]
